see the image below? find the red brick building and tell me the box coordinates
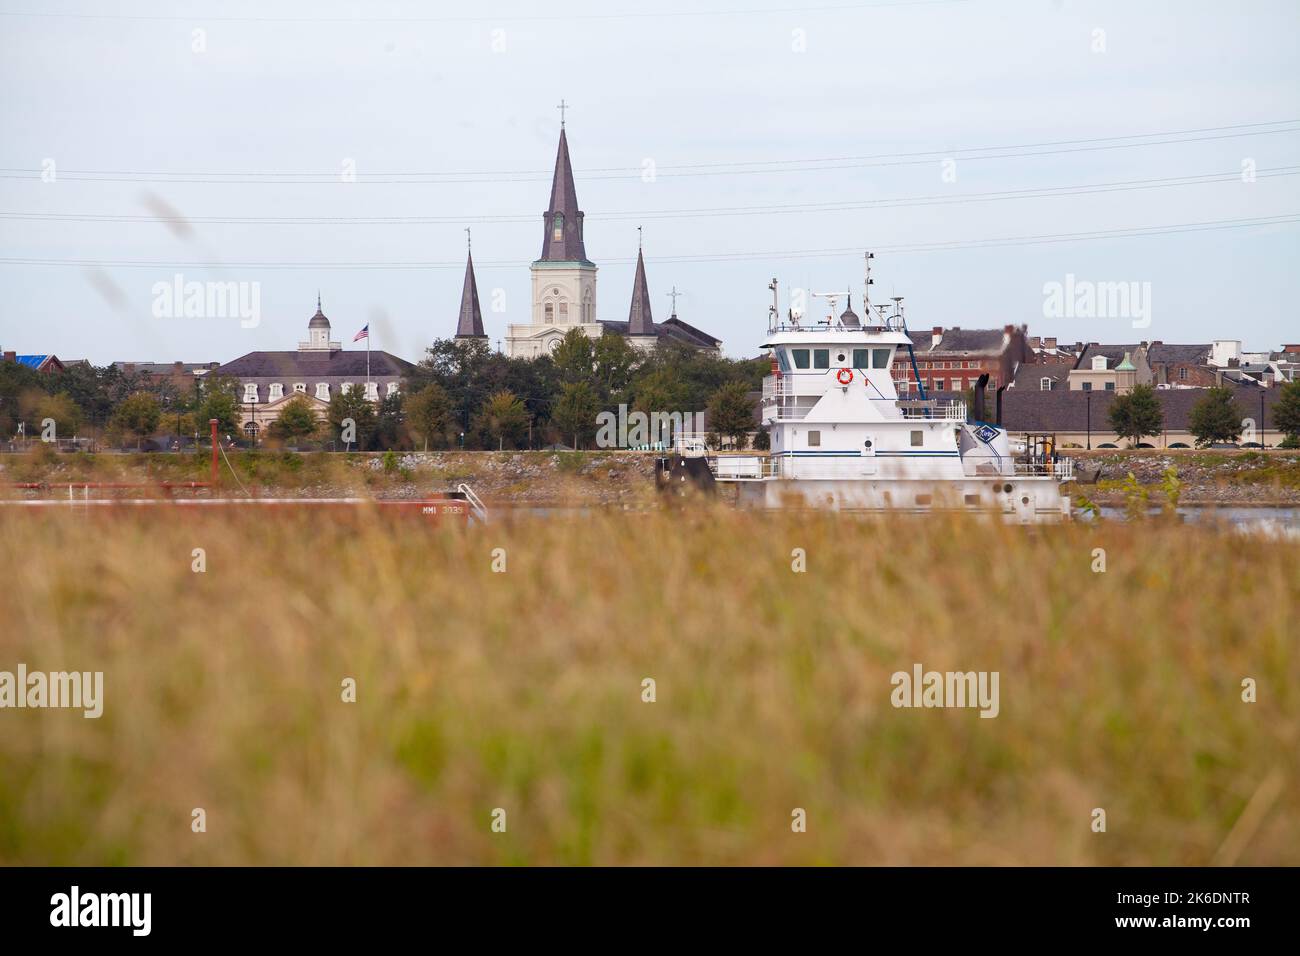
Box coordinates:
[890,324,1029,397]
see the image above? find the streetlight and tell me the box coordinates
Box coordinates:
[459,431,465,450]
[1085,390,1092,450]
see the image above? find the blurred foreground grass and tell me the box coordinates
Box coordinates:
[0,507,1296,865]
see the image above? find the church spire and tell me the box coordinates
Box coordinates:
[538,124,588,262]
[455,237,485,339]
[627,239,654,337]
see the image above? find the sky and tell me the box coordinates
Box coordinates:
[0,0,1297,365]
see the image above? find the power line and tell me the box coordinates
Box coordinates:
[2,122,1295,185]
[2,214,1294,270]
[3,165,1295,226]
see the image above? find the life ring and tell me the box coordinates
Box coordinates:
[835,368,853,385]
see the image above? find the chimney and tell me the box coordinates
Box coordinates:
[1028,336,1042,349]
[1044,336,1057,350]
[971,373,989,424]
[2,350,14,363]
[931,326,943,349]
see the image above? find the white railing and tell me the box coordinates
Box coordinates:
[457,482,489,522]
[1013,459,1074,480]
[707,455,778,480]
[896,400,967,420]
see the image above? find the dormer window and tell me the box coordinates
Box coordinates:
[364,382,379,401]
[268,383,284,400]
[315,383,330,400]
[1040,378,1054,391]
[243,383,258,403]
[1091,355,1108,371]
[293,383,306,394]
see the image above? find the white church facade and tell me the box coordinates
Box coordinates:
[455,120,722,358]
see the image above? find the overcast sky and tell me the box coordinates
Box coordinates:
[1,0,1297,364]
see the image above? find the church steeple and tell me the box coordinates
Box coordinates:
[538,126,588,263]
[455,233,486,339]
[627,237,655,337]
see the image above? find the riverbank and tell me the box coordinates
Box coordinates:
[0,449,661,507]
[3,448,1298,507]
[1065,449,1300,506]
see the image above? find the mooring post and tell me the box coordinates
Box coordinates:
[209,418,219,483]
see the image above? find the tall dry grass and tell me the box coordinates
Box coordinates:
[0,506,1296,865]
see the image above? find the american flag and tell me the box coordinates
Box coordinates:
[353,324,368,342]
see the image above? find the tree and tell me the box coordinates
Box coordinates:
[1273,379,1300,443]
[405,383,453,451]
[111,391,162,449]
[372,392,406,450]
[551,328,595,384]
[268,395,320,445]
[551,381,601,449]
[706,380,757,450]
[473,389,530,450]
[31,391,83,440]
[631,367,690,419]
[197,375,241,438]
[1188,386,1245,447]
[592,333,639,401]
[1107,384,1163,447]
[327,386,378,450]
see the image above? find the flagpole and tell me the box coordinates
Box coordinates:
[366,330,371,397]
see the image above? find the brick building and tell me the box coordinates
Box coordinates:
[890,325,1029,397]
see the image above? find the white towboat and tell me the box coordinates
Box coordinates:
[698,263,1074,523]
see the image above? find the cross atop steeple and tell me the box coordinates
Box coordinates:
[465,226,471,251]
[667,285,682,316]
[556,98,568,128]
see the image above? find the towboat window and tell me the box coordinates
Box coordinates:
[807,430,821,447]
[872,348,891,369]
[776,349,790,373]
[792,349,810,369]
[852,348,869,369]
[911,430,923,447]
[813,349,830,369]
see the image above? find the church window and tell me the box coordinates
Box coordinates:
[544,303,554,323]
[553,213,564,242]
[558,302,569,322]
